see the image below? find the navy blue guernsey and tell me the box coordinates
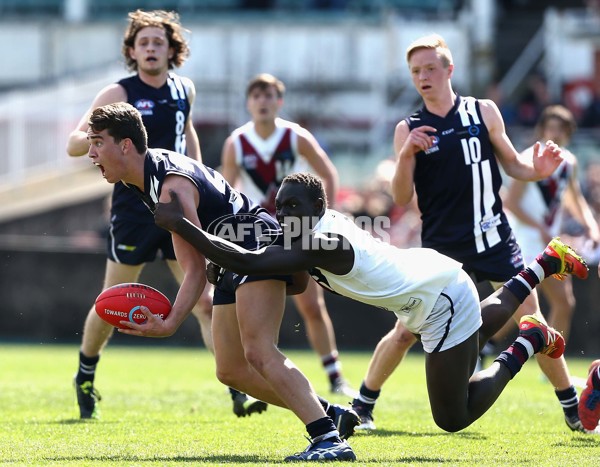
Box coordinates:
[408,94,512,256]
[129,149,282,248]
[113,73,190,223]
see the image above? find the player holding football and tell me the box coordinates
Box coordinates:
[152,171,589,444]
[348,33,592,434]
[65,10,261,420]
[86,102,359,462]
[220,73,354,397]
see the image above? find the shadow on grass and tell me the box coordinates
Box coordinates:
[28,454,465,464]
[554,435,600,447]
[53,418,119,425]
[353,429,487,440]
[23,454,303,464]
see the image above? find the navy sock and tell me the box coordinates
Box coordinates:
[306,416,338,441]
[494,333,541,378]
[353,382,380,407]
[556,385,579,419]
[76,351,100,385]
[503,255,549,304]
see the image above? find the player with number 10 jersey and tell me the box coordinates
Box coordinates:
[406,94,523,282]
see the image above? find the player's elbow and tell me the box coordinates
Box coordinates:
[392,189,411,206]
[66,140,85,158]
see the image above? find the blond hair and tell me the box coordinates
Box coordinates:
[406,34,453,68]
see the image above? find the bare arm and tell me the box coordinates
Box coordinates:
[182,77,202,162]
[154,190,352,275]
[120,177,207,337]
[220,136,241,186]
[563,158,600,244]
[391,121,437,206]
[480,99,563,181]
[296,129,339,208]
[66,84,127,157]
[504,177,552,244]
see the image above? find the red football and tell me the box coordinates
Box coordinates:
[94,283,172,329]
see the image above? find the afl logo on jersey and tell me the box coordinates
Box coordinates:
[424,135,440,155]
[134,99,155,116]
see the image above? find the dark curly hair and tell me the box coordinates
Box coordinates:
[282,173,327,210]
[122,9,190,72]
[89,103,148,154]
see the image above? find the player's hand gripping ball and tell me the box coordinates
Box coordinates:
[95,283,172,329]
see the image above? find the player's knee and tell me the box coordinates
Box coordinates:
[215,367,240,388]
[191,302,212,321]
[243,346,269,373]
[392,327,418,350]
[433,414,467,433]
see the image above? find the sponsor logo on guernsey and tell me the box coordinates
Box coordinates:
[441,128,454,135]
[468,125,480,136]
[480,213,502,232]
[398,297,422,314]
[243,154,258,170]
[134,99,155,116]
[424,135,440,155]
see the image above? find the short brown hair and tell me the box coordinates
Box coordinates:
[122,9,190,72]
[535,105,577,140]
[406,34,453,68]
[246,73,286,98]
[89,102,148,154]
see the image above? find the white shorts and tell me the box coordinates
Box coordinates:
[419,269,482,353]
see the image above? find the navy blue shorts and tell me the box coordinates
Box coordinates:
[212,270,293,305]
[436,233,524,283]
[107,217,175,265]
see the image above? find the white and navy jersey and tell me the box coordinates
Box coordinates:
[129,149,282,249]
[310,209,463,332]
[231,118,309,216]
[407,94,512,256]
[113,73,191,223]
[509,149,573,262]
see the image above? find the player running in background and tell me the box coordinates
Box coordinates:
[220,73,354,397]
[504,105,600,342]
[349,33,592,434]
[153,172,589,449]
[65,10,257,420]
[87,103,359,462]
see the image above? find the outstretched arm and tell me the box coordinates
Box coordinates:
[66,84,127,157]
[155,190,318,275]
[480,99,563,180]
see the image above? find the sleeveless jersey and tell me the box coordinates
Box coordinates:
[112,73,191,223]
[509,149,573,261]
[309,209,463,332]
[231,118,309,216]
[128,149,281,249]
[407,95,512,256]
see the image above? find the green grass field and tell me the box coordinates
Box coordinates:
[1,343,599,466]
